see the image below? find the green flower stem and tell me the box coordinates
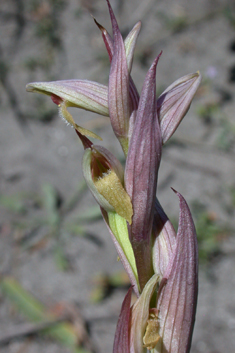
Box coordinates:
[108,211,139,289]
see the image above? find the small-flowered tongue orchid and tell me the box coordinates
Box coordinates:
[26,1,201,352]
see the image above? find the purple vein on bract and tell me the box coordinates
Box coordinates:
[152,198,177,279]
[156,190,198,353]
[125,53,162,291]
[113,286,133,353]
[107,0,130,155]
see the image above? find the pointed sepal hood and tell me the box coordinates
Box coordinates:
[94,16,141,74]
[125,54,162,291]
[124,21,141,73]
[107,0,130,155]
[156,190,198,353]
[157,72,201,144]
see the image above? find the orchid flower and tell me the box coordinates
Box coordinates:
[26,1,201,352]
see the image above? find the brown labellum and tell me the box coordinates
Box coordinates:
[143,309,161,350]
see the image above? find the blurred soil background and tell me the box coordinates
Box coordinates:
[0,0,235,352]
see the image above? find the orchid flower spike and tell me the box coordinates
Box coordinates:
[26,0,201,352]
[113,192,198,353]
